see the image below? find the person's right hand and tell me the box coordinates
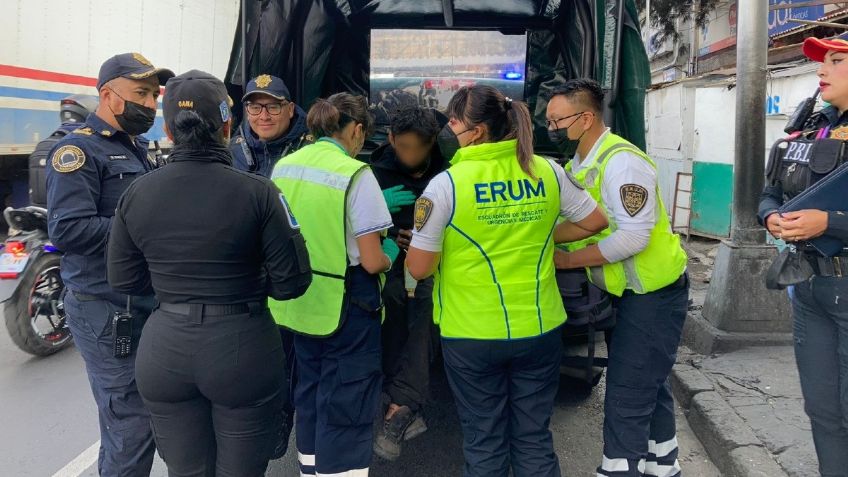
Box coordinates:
[382,185,417,213]
[765,213,783,239]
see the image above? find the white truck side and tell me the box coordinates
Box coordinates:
[0,0,239,206]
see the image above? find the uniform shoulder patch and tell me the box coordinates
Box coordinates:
[51,145,86,173]
[279,194,300,229]
[619,184,648,217]
[564,170,584,190]
[414,197,434,231]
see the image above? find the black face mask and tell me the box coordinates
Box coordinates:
[547,128,579,157]
[108,88,156,136]
[437,125,471,162]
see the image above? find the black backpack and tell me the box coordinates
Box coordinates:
[28,128,70,207]
[556,268,616,383]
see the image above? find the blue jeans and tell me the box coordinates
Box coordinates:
[64,291,155,477]
[442,329,563,477]
[791,276,848,477]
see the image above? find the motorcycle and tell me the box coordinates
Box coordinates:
[0,206,71,356]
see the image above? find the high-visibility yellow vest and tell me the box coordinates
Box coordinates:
[270,138,367,336]
[435,140,566,340]
[565,133,687,297]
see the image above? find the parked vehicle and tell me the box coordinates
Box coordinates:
[0,207,69,356]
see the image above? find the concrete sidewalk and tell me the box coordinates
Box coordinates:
[671,239,819,477]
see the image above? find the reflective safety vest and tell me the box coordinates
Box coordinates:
[565,133,687,297]
[435,140,566,340]
[270,139,367,336]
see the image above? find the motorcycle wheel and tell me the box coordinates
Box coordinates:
[4,254,72,356]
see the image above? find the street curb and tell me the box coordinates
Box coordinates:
[682,311,793,355]
[670,363,789,477]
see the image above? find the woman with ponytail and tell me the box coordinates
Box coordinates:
[269,92,396,476]
[405,84,608,476]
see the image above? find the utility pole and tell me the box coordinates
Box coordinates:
[695,0,792,352]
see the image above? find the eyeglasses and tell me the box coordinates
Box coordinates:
[245,101,289,116]
[546,111,588,130]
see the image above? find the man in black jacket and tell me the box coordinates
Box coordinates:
[371,106,447,461]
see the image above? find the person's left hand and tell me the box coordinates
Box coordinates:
[778,209,829,242]
[554,250,574,269]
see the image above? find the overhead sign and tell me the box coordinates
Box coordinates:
[768,0,826,37]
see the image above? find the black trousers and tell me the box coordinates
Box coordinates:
[442,329,563,477]
[382,274,433,412]
[135,305,285,477]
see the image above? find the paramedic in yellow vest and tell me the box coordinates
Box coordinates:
[406,84,608,477]
[270,93,398,477]
[546,79,689,477]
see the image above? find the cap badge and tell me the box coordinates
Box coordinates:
[132,53,153,67]
[178,100,194,109]
[255,74,273,89]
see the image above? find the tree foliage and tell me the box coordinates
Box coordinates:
[635,0,722,43]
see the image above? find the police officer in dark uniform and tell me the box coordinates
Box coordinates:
[46,52,173,477]
[759,37,848,477]
[107,70,312,476]
[369,106,446,461]
[230,74,310,178]
[29,95,98,207]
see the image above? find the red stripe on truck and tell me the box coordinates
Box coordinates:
[0,64,97,87]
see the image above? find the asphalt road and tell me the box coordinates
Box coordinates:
[0,328,719,477]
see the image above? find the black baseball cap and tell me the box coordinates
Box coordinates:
[242,74,291,102]
[162,70,232,131]
[96,53,174,90]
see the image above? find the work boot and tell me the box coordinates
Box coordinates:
[374,405,428,461]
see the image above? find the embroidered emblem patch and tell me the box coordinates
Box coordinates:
[279,194,300,229]
[132,53,153,67]
[830,125,848,140]
[51,145,86,173]
[619,184,648,217]
[255,74,273,89]
[414,197,433,231]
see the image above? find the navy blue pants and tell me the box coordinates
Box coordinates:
[790,276,848,477]
[442,328,563,477]
[64,291,156,477]
[598,277,688,477]
[294,267,383,476]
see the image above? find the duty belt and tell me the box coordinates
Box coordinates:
[158,301,267,316]
[805,254,848,278]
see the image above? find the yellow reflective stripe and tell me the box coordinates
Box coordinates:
[271,164,352,191]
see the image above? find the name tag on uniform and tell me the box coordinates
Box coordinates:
[784,141,813,164]
[108,155,129,161]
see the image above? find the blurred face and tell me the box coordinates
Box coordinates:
[245,93,294,141]
[389,132,434,169]
[818,50,848,110]
[101,76,160,115]
[545,95,593,141]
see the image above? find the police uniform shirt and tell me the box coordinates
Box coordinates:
[346,169,394,265]
[411,158,597,251]
[572,128,657,263]
[107,148,311,304]
[46,113,154,299]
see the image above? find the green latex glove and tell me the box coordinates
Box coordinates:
[382,185,417,213]
[382,238,400,265]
